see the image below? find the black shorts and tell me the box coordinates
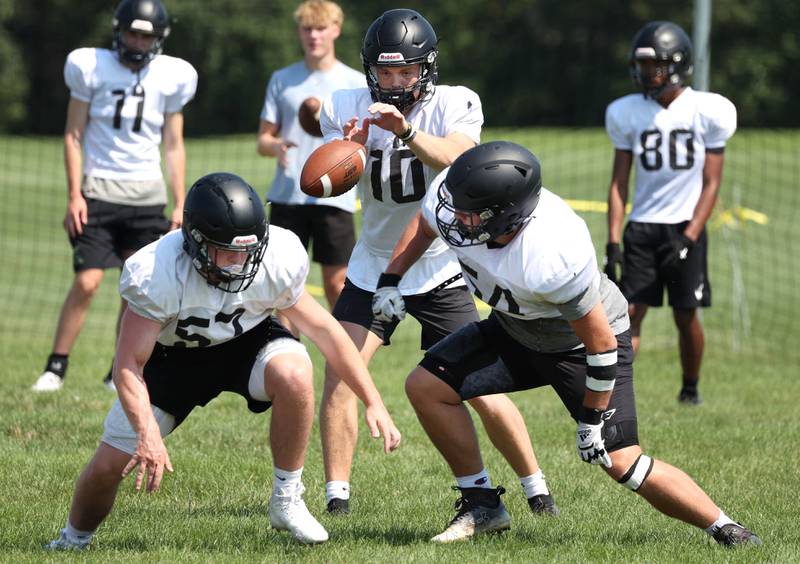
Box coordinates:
[333,278,479,349]
[70,198,169,272]
[420,315,639,452]
[142,317,296,426]
[269,203,355,266]
[621,221,711,309]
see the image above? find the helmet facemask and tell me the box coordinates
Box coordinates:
[436,182,512,247]
[363,51,438,113]
[630,53,686,99]
[185,230,268,293]
[111,0,171,68]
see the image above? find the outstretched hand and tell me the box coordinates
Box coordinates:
[122,429,173,493]
[344,117,371,145]
[364,404,401,454]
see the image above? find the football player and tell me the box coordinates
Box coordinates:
[375,141,760,546]
[603,21,737,405]
[318,8,557,521]
[32,0,198,393]
[257,0,364,320]
[44,173,401,550]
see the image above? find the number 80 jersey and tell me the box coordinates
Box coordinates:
[64,48,198,181]
[320,85,483,293]
[605,87,736,224]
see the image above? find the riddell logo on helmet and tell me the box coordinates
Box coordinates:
[231,235,258,246]
[378,53,404,62]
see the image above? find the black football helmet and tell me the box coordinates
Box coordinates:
[361,9,438,112]
[182,173,269,293]
[629,21,693,99]
[436,141,542,247]
[112,0,171,67]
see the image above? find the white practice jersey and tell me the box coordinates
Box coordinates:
[65,48,198,181]
[320,85,483,294]
[606,87,736,224]
[120,228,309,348]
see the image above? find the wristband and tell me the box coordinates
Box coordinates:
[396,123,417,144]
[376,272,402,288]
[580,406,603,425]
[586,349,617,392]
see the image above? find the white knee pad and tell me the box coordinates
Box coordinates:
[248,337,311,401]
[101,399,175,455]
[617,454,654,492]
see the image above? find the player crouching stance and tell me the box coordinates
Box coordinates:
[374,142,760,547]
[45,173,400,550]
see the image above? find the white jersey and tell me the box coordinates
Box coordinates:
[65,48,198,182]
[120,228,309,348]
[605,87,736,223]
[320,85,483,293]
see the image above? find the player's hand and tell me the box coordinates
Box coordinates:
[657,233,695,280]
[366,102,406,135]
[372,273,406,323]
[343,117,370,145]
[604,242,623,285]
[64,194,88,238]
[122,427,173,493]
[576,420,612,468]
[364,403,401,453]
[276,139,297,169]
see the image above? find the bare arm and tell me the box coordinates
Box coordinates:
[114,307,173,492]
[63,98,89,237]
[384,210,438,276]
[162,112,186,229]
[684,151,724,242]
[256,119,296,168]
[606,149,633,244]
[281,291,401,453]
[568,302,619,412]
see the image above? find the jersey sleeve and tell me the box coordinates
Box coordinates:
[119,245,179,324]
[260,72,281,123]
[320,90,346,142]
[420,168,448,234]
[63,48,95,102]
[270,231,311,310]
[605,99,633,150]
[538,256,599,309]
[164,59,198,113]
[442,86,483,143]
[703,94,737,149]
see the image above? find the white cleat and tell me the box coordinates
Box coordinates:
[31,371,64,393]
[269,484,329,544]
[43,530,90,551]
[431,486,511,543]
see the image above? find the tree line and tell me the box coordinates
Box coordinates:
[1,0,797,134]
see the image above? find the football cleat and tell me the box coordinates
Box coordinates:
[269,484,329,544]
[31,371,64,393]
[678,387,702,405]
[43,529,90,551]
[431,486,511,543]
[326,497,350,515]
[712,523,762,547]
[527,493,560,516]
[102,370,117,392]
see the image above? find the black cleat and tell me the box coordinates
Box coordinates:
[326,497,350,514]
[678,387,702,405]
[527,493,560,516]
[713,523,762,547]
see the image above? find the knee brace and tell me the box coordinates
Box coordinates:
[617,454,654,492]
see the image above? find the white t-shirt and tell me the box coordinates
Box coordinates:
[605,87,737,223]
[320,85,483,293]
[261,60,364,212]
[65,48,198,181]
[120,228,308,348]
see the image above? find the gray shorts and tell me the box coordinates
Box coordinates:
[332,278,479,348]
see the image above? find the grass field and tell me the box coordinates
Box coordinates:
[0,130,798,562]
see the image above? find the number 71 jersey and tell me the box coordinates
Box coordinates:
[605,87,736,223]
[64,48,198,181]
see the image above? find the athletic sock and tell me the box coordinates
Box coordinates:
[681,378,698,393]
[520,469,550,498]
[704,509,736,536]
[456,469,493,489]
[45,354,69,378]
[64,521,94,545]
[273,466,303,496]
[325,481,351,503]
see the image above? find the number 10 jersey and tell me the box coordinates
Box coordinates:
[605,87,736,224]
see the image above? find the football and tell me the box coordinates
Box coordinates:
[300,140,367,198]
[298,96,323,137]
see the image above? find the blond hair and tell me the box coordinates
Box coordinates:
[294,0,343,28]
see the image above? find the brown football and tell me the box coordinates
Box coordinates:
[298,96,323,137]
[300,140,367,198]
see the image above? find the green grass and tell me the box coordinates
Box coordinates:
[0,130,798,561]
